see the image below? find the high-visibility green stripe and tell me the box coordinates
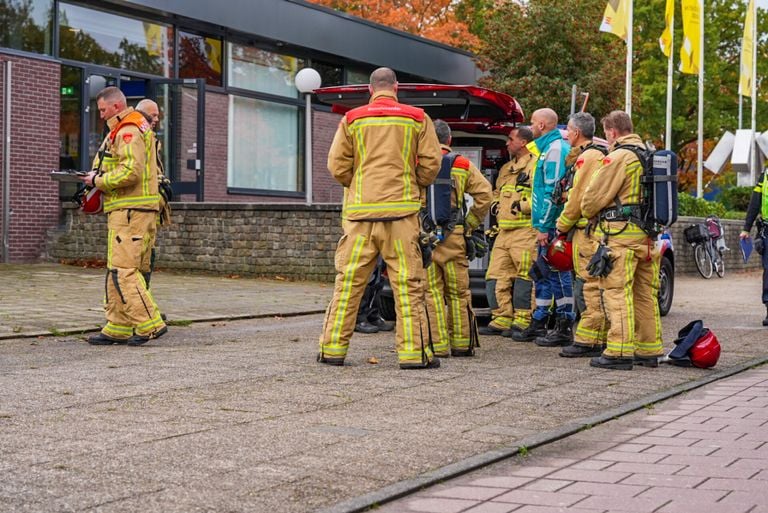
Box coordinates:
[499,219,532,228]
[331,235,366,344]
[427,263,450,346]
[345,201,421,212]
[394,240,413,350]
[622,248,635,356]
[520,250,531,279]
[349,117,423,130]
[401,126,413,200]
[352,126,366,205]
[445,261,462,337]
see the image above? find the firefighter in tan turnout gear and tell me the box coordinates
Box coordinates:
[424,120,492,357]
[480,126,538,337]
[581,111,663,370]
[318,68,443,369]
[553,113,609,357]
[80,87,167,346]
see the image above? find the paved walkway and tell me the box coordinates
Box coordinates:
[378,367,768,513]
[0,264,767,512]
[0,264,331,338]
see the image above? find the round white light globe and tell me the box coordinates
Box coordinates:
[295,68,322,94]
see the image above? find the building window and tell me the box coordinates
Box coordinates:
[313,61,342,88]
[179,30,222,86]
[58,2,172,76]
[0,0,53,54]
[227,42,304,97]
[346,68,371,85]
[228,95,302,193]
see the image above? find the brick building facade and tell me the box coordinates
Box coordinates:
[0,53,61,261]
[0,0,478,263]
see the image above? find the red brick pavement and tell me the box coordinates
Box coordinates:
[377,367,768,513]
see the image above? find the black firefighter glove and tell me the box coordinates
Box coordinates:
[465,228,488,261]
[586,243,614,278]
[420,231,438,268]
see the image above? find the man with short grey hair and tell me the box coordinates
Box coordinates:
[541,112,610,353]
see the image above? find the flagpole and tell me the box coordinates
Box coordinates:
[625,0,633,116]
[696,0,704,199]
[665,5,674,150]
[751,0,758,184]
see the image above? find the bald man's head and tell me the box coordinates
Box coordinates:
[136,99,160,129]
[369,67,398,93]
[530,108,558,138]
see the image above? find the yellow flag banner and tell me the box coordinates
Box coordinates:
[659,0,674,57]
[680,0,701,74]
[739,0,755,97]
[599,0,629,41]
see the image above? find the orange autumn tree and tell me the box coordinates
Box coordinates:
[310,0,480,51]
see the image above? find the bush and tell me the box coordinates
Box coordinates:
[678,193,727,218]
[717,186,752,211]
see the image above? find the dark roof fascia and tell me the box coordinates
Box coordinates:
[105,0,480,84]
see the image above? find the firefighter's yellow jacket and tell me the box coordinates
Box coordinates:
[581,134,647,239]
[93,108,160,213]
[327,90,442,221]
[494,152,535,230]
[556,143,605,233]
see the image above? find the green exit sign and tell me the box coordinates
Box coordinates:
[60,86,75,96]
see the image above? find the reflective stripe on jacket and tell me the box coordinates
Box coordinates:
[327,91,442,221]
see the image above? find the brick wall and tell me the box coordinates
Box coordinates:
[668,217,760,274]
[313,110,345,204]
[46,203,344,281]
[46,211,763,282]
[0,52,60,262]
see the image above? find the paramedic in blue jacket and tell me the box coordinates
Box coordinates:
[511,108,574,342]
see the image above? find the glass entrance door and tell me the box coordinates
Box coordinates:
[149,78,206,201]
[86,70,119,167]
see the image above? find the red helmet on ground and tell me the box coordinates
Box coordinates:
[667,320,721,369]
[545,236,573,271]
[689,330,721,369]
[77,187,103,215]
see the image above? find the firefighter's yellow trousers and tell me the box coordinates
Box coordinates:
[424,231,476,355]
[102,209,165,340]
[319,214,435,366]
[485,227,537,330]
[572,228,608,347]
[599,236,663,358]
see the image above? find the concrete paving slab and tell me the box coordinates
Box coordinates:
[1,264,767,512]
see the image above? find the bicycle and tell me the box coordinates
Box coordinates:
[684,215,728,279]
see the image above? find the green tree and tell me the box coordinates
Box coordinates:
[478,0,625,123]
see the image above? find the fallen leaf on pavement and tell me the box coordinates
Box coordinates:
[368,357,379,364]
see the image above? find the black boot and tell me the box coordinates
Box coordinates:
[479,324,505,336]
[535,318,574,347]
[590,355,633,370]
[559,343,603,358]
[354,320,379,334]
[763,305,768,327]
[510,318,548,342]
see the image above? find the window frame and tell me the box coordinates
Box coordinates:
[225,91,306,196]
[56,1,175,77]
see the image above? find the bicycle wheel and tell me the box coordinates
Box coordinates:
[715,249,726,278]
[694,243,713,279]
